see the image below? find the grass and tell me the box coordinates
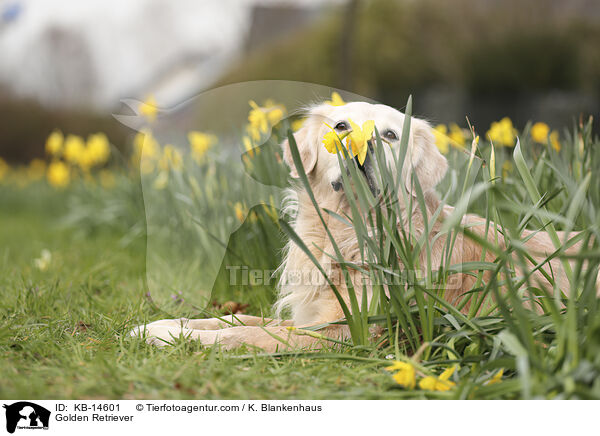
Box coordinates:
[2,96,600,399]
[0,188,432,400]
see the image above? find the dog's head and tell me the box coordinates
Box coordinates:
[282,101,448,205]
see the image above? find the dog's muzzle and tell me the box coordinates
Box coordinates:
[331,139,380,197]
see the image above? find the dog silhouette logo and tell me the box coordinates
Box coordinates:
[2,402,50,433]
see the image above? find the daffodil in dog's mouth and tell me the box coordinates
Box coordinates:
[322,118,377,165]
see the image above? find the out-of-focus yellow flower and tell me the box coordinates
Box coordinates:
[291,118,305,131]
[63,135,86,165]
[486,117,517,147]
[550,130,561,151]
[34,249,52,271]
[27,159,46,181]
[99,169,116,189]
[325,91,345,106]
[530,122,550,143]
[385,361,416,389]
[267,106,285,125]
[263,99,286,125]
[530,122,560,151]
[139,95,159,121]
[47,160,70,188]
[419,366,456,392]
[86,133,111,166]
[45,130,64,156]
[159,145,183,171]
[78,151,94,172]
[449,123,466,147]
[188,131,217,163]
[486,369,504,385]
[248,100,269,135]
[246,124,262,142]
[153,170,168,190]
[0,157,9,181]
[242,136,260,157]
[433,124,449,154]
[134,129,159,159]
[133,130,160,174]
[234,201,247,223]
[247,100,287,140]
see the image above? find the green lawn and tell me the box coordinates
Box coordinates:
[2,112,599,400]
[0,191,423,400]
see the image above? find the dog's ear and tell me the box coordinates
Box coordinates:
[405,118,448,195]
[282,125,317,178]
[282,103,331,180]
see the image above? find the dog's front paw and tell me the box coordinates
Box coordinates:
[128,323,191,346]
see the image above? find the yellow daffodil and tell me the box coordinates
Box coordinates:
[188,131,217,163]
[248,100,269,135]
[153,170,168,190]
[550,130,561,151]
[267,106,285,125]
[86,133,111,166]
[27,159,46,181]
[45,130,64,156]
[322,119,375,165]
[134,129,159,159]
[242,136,260,157]
[325,91,345,106]
[246,124,262,142]
[486,369,504,385]
[449,123,466,147]
[530,122,550,143]
[247,100,287,140]
[63,135,86,165]
[159,145,183,171]
[385,361,416,389]
[433,124,450,154]
[291,118,305,131]
[486,117,517,147]
[347,119,375,165]
[419,366,456,392]
[530,122,560,151]
[47,160,70,188]
[434,123,465,154]
[0,157,9,181]
[132,130,160,174]
[139,95,159,121]
[322,130,347,154]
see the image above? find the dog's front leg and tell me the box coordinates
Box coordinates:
[131,324,347,352]
[129,315,293,335]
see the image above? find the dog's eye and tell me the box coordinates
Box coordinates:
[383,130,398,141]
[334,121,349,131]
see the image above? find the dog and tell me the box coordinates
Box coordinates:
[130,101,584,352]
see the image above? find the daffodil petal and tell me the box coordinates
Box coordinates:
[362,120,375,138]
[439,365,456,381]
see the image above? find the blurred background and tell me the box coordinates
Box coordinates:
[1,0,599,163]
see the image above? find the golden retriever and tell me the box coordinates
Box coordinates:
[130,101,583,352]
